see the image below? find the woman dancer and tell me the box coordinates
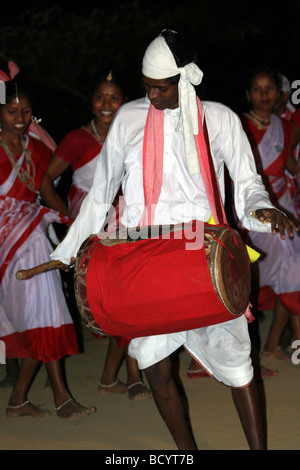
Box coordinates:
[240,66,300,360]
[0,76,96,418]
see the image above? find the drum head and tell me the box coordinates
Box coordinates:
[207,227,251,315]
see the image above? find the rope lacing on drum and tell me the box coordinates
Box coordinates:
[205,224,240,260]
[79,235,98,269]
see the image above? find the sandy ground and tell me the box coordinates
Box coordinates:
[0,311,299,451]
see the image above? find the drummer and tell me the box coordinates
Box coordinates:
[51,30,297,450]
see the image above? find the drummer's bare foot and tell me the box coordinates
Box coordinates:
[54,398,96,419]
[261,346,291,361]
[6,400,52,418]
[98,379,128,394]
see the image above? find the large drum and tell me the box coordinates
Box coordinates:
[74,223,251,340]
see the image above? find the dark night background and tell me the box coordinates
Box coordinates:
[1,0,299,143]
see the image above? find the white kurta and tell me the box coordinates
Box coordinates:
[51,97,275,386]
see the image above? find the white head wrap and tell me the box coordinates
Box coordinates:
[279,73,296,113]
[280,73,291,93]
[142,32,204,174]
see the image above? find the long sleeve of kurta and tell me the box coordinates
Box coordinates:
[204,101,274,230]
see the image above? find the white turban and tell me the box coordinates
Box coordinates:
[142,33,204,175]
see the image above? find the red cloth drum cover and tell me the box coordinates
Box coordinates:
[74,224,250,341]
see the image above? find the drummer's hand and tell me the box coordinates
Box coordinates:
[60,257,76,272]
[255,208,298,239]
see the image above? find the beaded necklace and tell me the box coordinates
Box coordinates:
[244,110,271,130]
[0,134,39,194]
[90,119,104,143]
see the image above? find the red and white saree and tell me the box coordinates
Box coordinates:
[241,114,300,315]
[0,136,78,361]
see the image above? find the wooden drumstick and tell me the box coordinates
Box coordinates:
[15,260,67,280]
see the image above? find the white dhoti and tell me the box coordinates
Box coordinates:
[128,315,253,388]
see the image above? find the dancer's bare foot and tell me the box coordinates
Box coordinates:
[128,382,152,401]
[256,365,278,379]
[261,346,291,361]
[187,357,210,378]
[54,398,96,419]
[6,400,52,418]
[98,379,127,394]
[261,365,278,378]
